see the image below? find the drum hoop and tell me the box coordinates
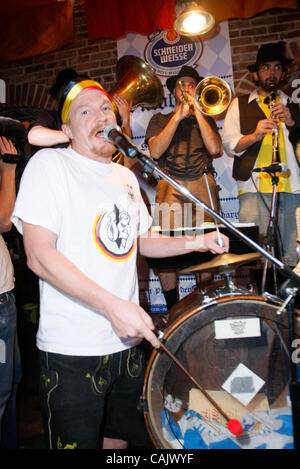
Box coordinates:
[166,294,266,340]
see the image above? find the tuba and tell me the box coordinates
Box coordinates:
[110,55,164,114]
[109,55,164,163]
[193,76,231,116]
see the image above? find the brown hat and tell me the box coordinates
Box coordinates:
[166,65,203,93]
[247,42,293,72]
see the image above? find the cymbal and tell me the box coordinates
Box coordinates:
[179,252,262,274]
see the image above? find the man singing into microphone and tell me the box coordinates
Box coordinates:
[223,42,300,268]
[11,77,228,450]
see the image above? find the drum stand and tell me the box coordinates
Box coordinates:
[121,144,300,448]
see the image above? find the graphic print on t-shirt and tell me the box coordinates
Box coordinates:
[93,203,136,261]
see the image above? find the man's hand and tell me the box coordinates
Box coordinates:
[0,136,18,168]
[106,296,161,349]
[113,93,132,136]
[195,230,229,254]
[270,102,295,127]
[253,119,279,141]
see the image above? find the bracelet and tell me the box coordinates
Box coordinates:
[1,153,19,164]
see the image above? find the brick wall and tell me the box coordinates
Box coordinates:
[229,8,300,96]
[0,1,299,111]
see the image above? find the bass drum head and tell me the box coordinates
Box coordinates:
[143,295,295,449]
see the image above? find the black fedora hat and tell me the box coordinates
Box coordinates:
[49,68,81,99]
[166,65,203,93]
[247,42,294,72]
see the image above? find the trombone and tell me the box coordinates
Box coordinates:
[179,76,232,116]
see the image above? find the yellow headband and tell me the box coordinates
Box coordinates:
[60,79,112,124]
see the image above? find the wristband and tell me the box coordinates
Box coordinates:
[1,153,19,164]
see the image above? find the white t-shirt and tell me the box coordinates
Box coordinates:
[12,147,152,356]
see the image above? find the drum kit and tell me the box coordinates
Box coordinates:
[110,54,300,449]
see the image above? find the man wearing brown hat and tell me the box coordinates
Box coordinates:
[145,65,222,310]
[223,42,300,271]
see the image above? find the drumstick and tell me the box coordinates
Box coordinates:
[157,332,243,436]
[203,172,225,250]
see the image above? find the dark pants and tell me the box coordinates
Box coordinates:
[39,347,149,449]
[0,291,22,449]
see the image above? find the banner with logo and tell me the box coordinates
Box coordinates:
[117,23,238,313]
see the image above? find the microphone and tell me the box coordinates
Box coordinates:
[252,163,289,174]
[103,124,139,159]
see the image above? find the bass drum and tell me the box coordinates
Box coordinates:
[143,290,299,450]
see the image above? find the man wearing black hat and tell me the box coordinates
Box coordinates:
[28,68,80,149]
[11,76,228,449]
[145,65,222,310]
[223,42,300,269]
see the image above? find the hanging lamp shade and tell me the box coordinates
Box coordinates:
[174,2,215,36]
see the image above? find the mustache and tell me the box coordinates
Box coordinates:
[88,125,104,138]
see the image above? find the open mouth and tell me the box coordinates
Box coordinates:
[94,128,104,138]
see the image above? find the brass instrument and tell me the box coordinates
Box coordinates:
[110,55,164,115]
[178,80,190,105]
[269,90,280,163]
[178,76,231,116]
[194,76,232,116]
[109,55,164,163]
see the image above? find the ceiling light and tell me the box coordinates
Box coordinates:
[174,2,215,36]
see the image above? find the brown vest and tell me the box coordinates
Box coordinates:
[232,95,265,181]
[232,94,300,181]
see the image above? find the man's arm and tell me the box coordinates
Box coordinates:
[195,111,222,156]
[147,103,189,159]
[222,96,279,155]
[138,230,229,258]
[234,119,278,153]
[28,109,70,147]
[183,91,222,156]
[0,137,17,233]
[22,221,160,348]
[28,125,69,147]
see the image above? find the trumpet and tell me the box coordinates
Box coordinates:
[178,76,231,116]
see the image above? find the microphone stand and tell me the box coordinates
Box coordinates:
[124,147,300,448]
[261,170,283,295]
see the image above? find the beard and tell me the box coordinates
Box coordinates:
[258,76,282,93]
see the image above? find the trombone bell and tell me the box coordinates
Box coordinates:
[194,76,231,116]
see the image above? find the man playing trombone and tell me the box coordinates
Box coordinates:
[145,65,223,310]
